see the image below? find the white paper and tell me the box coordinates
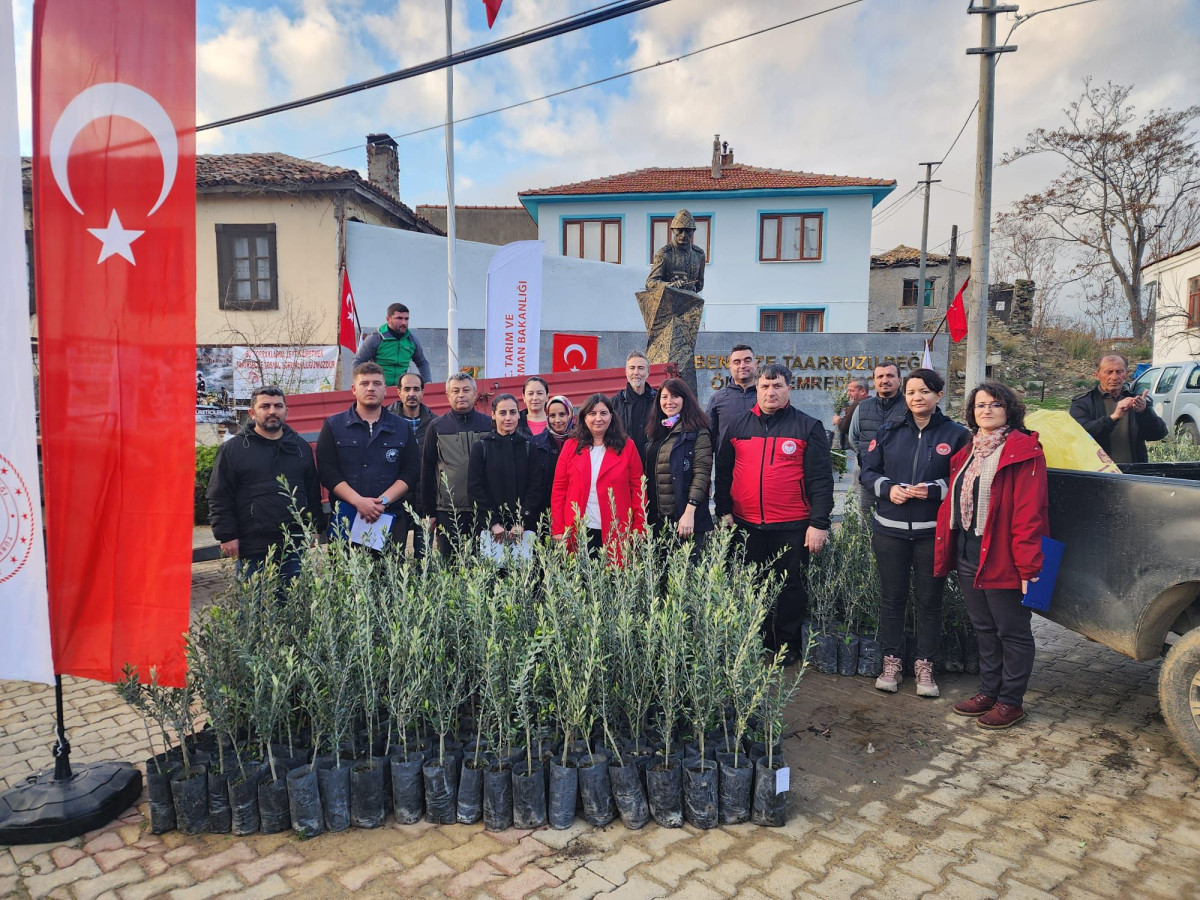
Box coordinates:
[478,529,536,564]
[775,766,791,795]
[350,512,394,550]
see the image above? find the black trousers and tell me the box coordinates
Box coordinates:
[433,510,477,556]
[742,525,809,653]
[872,531,945,662]
[957,533,1035,706]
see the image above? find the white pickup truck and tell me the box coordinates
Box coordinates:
[1132,360,1200,444]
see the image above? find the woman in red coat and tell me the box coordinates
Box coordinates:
[551,392,646,562]
[934,381,1049,730]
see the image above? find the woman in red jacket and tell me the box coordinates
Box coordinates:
[551,393,646,562]
[935,381,1049,729]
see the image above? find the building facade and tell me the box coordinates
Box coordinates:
[1144,242,1200,365]
[868,244,970,332]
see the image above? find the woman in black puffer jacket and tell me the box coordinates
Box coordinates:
[642,377,713,546]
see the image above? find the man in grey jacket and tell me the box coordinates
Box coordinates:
[848,362,906,515]
[707,344,759,450]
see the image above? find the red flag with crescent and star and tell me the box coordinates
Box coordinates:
[33,0,195,686]
[339,266,359,353]
[552,333,599,373]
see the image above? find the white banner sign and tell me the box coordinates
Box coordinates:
[232,345,339,398]
[484,240,543,378]
[0,1,53,684]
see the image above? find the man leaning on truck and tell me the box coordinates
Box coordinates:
[1070,353,1167,465]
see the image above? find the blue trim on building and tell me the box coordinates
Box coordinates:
[645,211,715,266]
[557,212,626,264]
[520,182,895,223]
[754,207,829,264]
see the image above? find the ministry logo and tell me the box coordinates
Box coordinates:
[0,454,35,584]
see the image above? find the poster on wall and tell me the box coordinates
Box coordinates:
[196,346,234,424]
[232,345,338,398]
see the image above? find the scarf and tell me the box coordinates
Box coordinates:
[661,413,680,429]
[958,427,1009,536]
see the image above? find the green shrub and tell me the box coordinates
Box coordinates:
[1065,331,1101,361]
[194,444,220,525]
[1127,342,1152,362]
[1148,432,1200,463]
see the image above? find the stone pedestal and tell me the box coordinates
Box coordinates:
[636,284,704,393]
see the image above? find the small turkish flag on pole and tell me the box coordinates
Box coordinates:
[947,277,969,343]
[552,333,599,372]
[483,0,503,28]
[339,266,359,353]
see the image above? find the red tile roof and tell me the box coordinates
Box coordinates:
[871,244,971,268]
[520,164,894,197]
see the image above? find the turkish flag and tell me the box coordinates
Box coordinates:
[339,267,358,353]
[947,277,969,343]
[33,0,195,686]
[552,333,599,372]
[483,0,504,28]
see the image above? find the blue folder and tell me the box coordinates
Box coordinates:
[1021,536,1065,612]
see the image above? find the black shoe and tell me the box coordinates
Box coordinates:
[780,648,803,668]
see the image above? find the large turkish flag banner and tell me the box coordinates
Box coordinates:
[551,333,599,373]
[33,0,195,686]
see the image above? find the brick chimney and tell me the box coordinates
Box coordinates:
[711,133,722,179]
[721,141,733,168]
[366,133,399,198]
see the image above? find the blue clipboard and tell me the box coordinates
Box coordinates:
[1021,536,1065,612]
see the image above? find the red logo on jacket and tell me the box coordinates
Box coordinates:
[867,439,877,452]
[936,443,952,455]
[781,440,797,455]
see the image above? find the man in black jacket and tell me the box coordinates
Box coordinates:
[316,362,419,550]
[715,364,834,665]
[207,386,322,580]
[848,362,906,514]
[707,343,758,450]
[1070,354,1167,464]
[421,372,493,554]
[389,372,437,558]
[611,350,656,456]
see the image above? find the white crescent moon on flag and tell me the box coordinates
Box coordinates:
[49,82,179,217]
[564,343,587,367]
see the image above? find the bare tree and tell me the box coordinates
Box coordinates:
[218,300,331,397]
[1002,79,1200,340]
[991,213,1062,332]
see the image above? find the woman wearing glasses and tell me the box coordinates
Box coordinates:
[861,368,969,699]
[934,381,1049,730]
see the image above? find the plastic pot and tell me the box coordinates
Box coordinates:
[857,635,884,678]
[576,755,614,827]
[511,761,547,829]
[608,762,649,829]
[422,760,458,825]
[837,633,861,677]
[257,770,291,834]
[170,766,208,835]
[751,757,789,827]
[647,757,683,828]
[206,767,233,834]
[350,757,387,829]
[145,759,179,835]
[547,760,578,830]
[748,741,783,765]
[683,759,719,830]
[287,765,325,838]
[228,763,264,836]
[389,751,426,825]
[718,756,754,825]
[482,763,514,832]
[813,633,840,675]
[315,757,352,833]
[457,758,485,825]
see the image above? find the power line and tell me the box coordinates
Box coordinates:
[305,0,867,162]
[197,0,677,132]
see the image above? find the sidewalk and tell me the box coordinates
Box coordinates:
[2,557,1199,899]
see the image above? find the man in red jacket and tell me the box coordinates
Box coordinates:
[715,363,834,665]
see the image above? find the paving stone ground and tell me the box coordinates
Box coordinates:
[3,555,1200,899]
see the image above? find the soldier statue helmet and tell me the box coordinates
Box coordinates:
[647,208,705,293]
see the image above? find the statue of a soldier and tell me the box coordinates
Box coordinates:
[647,209,705,293]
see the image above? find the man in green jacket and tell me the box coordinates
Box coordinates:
[354,303,433,386]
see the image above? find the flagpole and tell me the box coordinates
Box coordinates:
[444,0,459,380]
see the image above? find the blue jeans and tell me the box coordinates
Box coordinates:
[235,548,302,583]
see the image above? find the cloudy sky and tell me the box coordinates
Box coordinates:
[13,0,1200,262]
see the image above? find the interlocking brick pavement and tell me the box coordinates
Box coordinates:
[2,558,1200,898]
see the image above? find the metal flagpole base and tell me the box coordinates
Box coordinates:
[0,762,142,844]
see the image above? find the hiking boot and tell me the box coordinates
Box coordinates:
[875,655,903,693]
[953,693,997,717]
[978,702,1026,729]
[914,659,939,698]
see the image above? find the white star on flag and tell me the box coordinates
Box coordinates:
[87,209,144,264]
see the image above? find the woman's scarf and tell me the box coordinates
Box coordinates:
[661,413,681,429]
[958,427,1009,536]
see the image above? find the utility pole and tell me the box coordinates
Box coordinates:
[965,0,1017,400]
[444,0,459,379]
[945,225,959,313]
[914,162,940,333]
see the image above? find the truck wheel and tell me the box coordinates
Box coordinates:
[1158,628,1200,768]
[1177,420,1200,446]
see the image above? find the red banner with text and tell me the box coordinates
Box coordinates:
[33,0,195,686]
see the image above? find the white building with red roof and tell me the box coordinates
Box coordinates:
[518,137,895,334]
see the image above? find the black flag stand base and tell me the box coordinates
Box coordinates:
[0,676,142,845]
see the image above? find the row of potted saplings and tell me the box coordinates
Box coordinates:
[118,523,806,838]
[802,502,983,678]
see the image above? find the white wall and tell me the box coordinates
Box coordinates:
[1147,245,1200,365]
[529,193,874,332]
